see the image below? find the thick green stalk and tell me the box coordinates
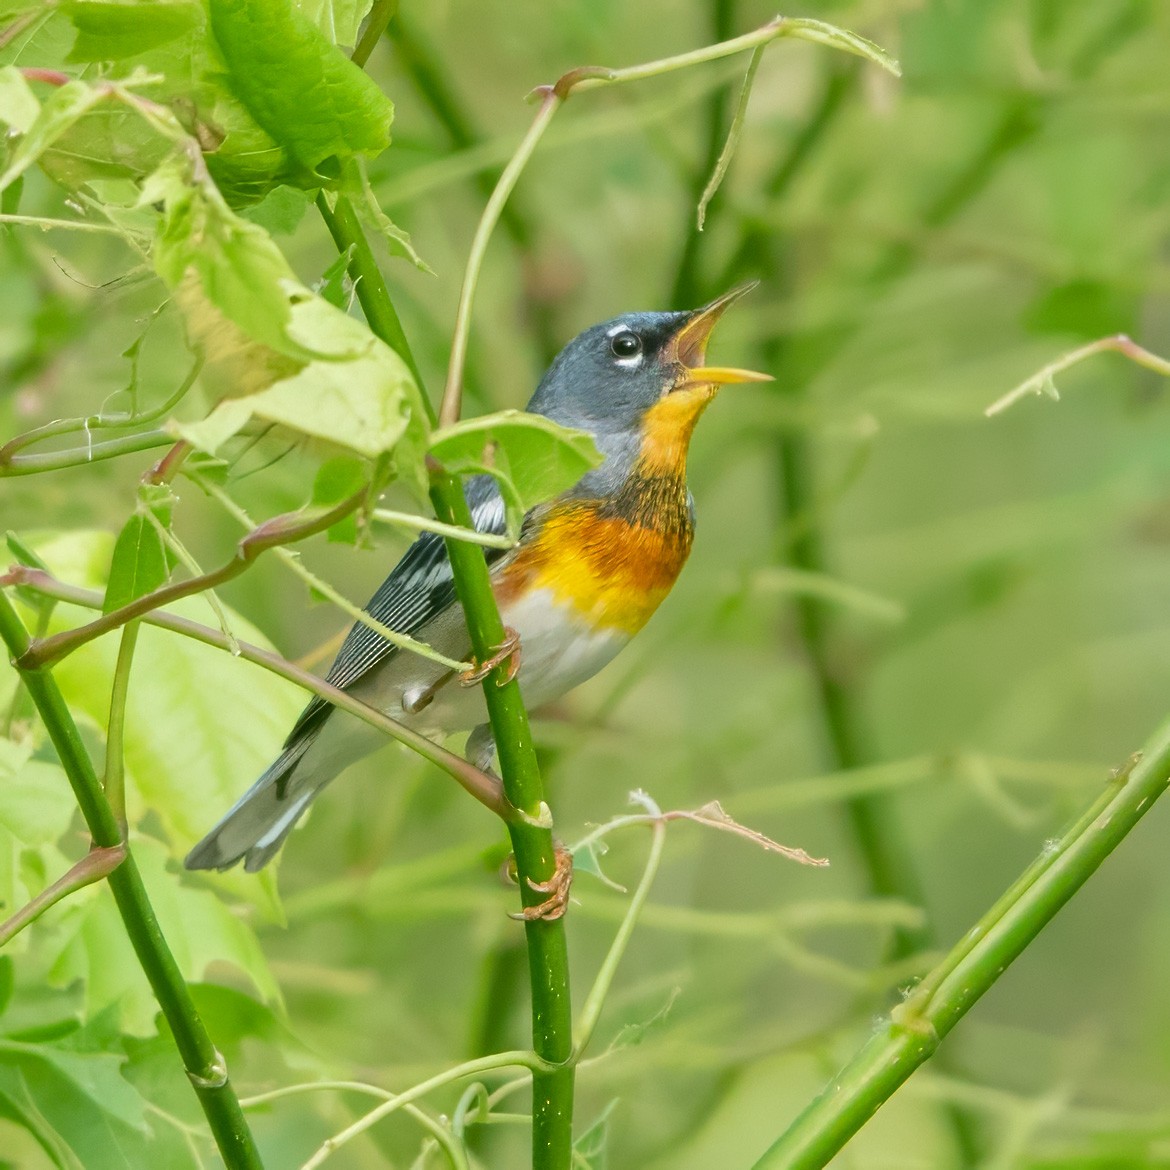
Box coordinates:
[753,739,1170,1168]
[316,198,574,1169]
[429,471,575,1169]
[0,590,264,1170]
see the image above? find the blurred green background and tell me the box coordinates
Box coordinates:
[4,1,1170,1167]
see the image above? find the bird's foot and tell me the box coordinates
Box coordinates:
[460,626,521,687]
[509,845,573,922]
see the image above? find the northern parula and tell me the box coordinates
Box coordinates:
[185,283,769,873]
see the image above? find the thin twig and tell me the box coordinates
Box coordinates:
[1,568,513,820]
[985,334,1170,417]
[17,489,369,668]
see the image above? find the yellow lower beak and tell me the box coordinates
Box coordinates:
[678,365,774,389]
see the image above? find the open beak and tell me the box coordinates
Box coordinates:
[664,281,774,391]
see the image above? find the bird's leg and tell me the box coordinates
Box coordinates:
[460,625,521,687]
[509,845,573,922]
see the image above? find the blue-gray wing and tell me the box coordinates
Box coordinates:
[285,477,508,745]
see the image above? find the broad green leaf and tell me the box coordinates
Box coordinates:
[175,347,415,458]
[429,410,603,529]
[208,0,392,173]
[0,740,78,958]
[172,293,429,464]
[148,155,309,363]
[0,65,40,134]
[32,530,302,919]
[0,742,76,849]
[63,0,203,63]
[46,836,281,1034]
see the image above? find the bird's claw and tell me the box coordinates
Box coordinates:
[509,846,573,922]
[461,626,521,687]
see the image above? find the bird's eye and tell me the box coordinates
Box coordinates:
[610,332,642,359]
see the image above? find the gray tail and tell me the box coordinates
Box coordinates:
[185,737,324,873]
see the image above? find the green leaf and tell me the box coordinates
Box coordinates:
[429,410,603,529]
[295,0,374,48]
[172,294,429,462]
[0,740,78,958]
[148,155,309,363]
[0,79,104,194]
[62,0,203,63]
[31,530,302,919]
[315,244,353,309]
[102,514,169,614]
[242,183,312,236]
[0,957,12,1018]
[45,837,281,1034]
[208,0,393,173]
[312,454,365,543]
[342,157,431,273]
[0,66,40,135]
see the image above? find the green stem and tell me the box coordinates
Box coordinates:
[429,469,575,1170]
[316,185,576,1169]
[0,359,199,464]
[670,0,737,308]
[0,591,264,1170]
[350,0,396,68]
[387,12,562,366]
[440,15,898,427]
[0,429,174,475]
[752,741,1170,1168]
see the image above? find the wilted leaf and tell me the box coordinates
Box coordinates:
[674,801,829,867]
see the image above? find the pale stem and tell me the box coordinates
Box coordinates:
[439,15,899,426]
[372,507,516,550]
[985,334,1170,417]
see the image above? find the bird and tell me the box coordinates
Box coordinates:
[185,283,770,879]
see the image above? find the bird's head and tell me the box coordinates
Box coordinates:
[528,283,771,466]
